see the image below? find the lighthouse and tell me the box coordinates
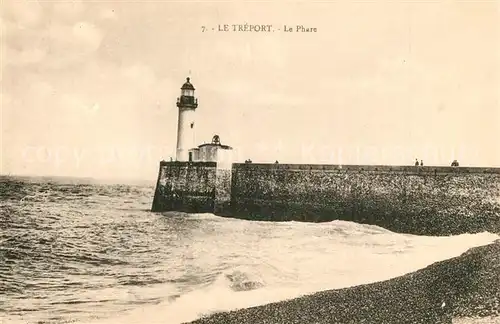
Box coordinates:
[175,77,198,161]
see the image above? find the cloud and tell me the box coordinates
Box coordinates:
[3,2,104,71]
[29,81,54,99]
[121,63,156,87]
[99,8,118,21]
[72,21,103,53]
[2,0,44,28]
[4,46,47,67]
[51,1,85,21]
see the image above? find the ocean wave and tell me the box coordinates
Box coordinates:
[2,178,499,324]
[187,240,500,324]
[74,236,499,324]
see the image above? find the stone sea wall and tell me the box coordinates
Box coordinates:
[151,162,500,235]
[229,164,500,235]
[151,161,217,213]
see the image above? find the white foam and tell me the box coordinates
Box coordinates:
[78,218,499,324]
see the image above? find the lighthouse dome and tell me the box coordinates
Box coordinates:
[181,77,195,90]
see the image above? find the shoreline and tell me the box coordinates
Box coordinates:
[187,240,500,324]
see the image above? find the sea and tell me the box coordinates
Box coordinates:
[1,176,499,324]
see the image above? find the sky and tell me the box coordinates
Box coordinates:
[1,0,499,180]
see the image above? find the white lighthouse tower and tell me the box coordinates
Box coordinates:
[175,77,198,161]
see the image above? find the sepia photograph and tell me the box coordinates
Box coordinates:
[1,1,499,323]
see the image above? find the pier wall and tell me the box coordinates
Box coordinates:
[151,162,500,235]
[151,161,217,213]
